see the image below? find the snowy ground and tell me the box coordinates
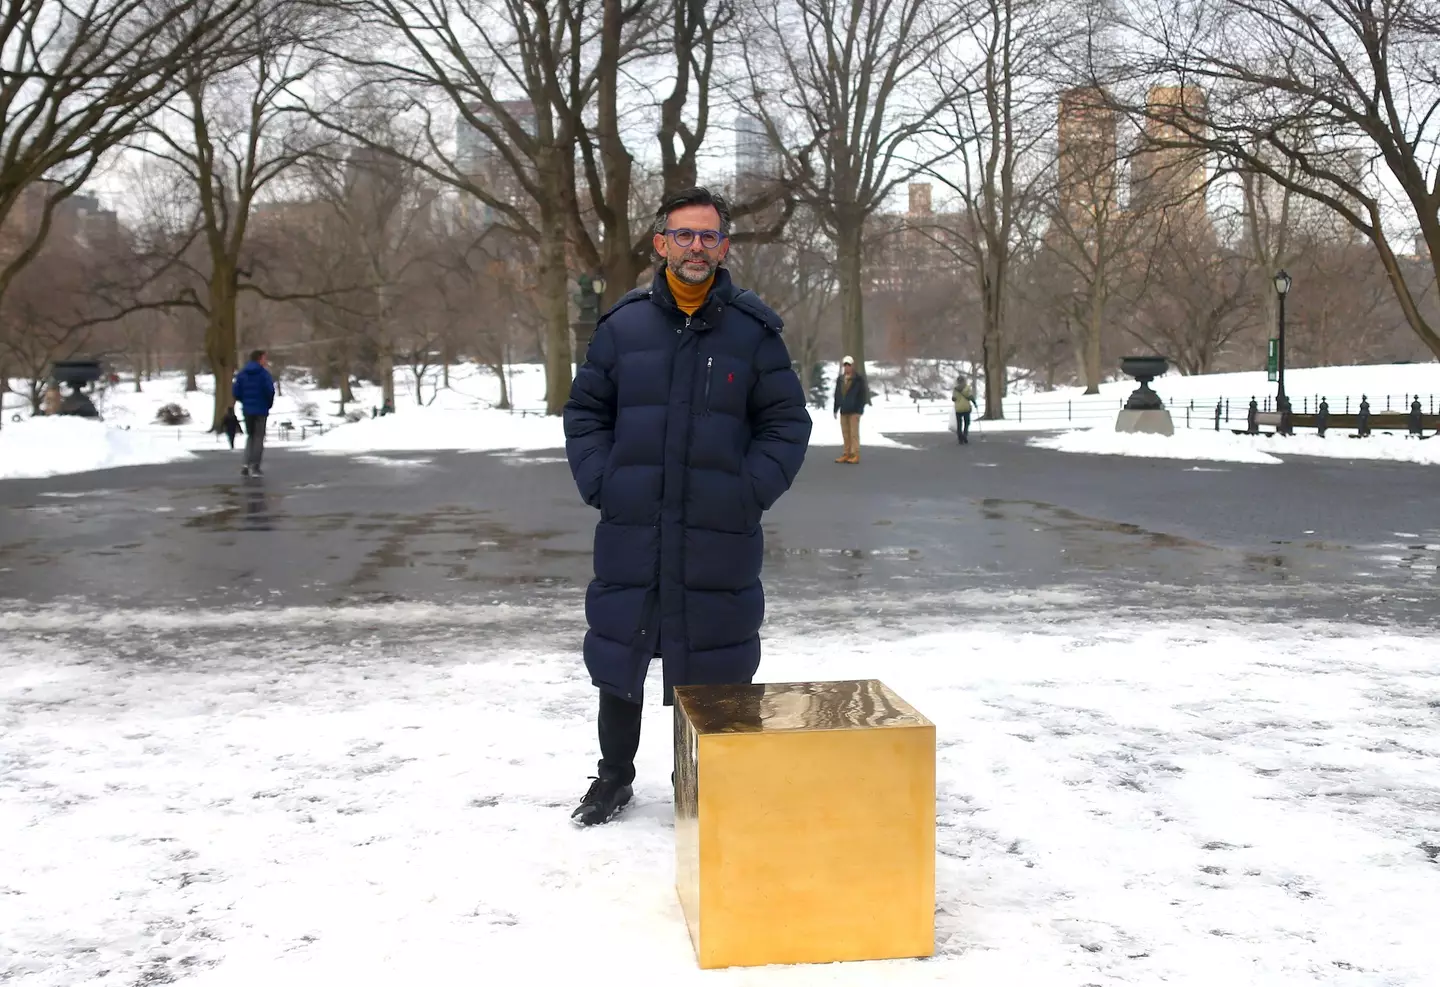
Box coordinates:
[0,417,197,479]
[5,360,1438,478]
[1027,427,1440,466]
[2,597,1436,986]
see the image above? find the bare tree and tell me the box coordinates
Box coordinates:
[133,1,328,429]
[308,0,599,415]
[567,0,787,305]
[724,205,838,396]
[0,0,254,310]
[915,0,1059,417]
[0,237,106,411]
[1112,0,1440,359]
[740,0,972,373]
[304,137,444,411]
[1128,229,1253,374]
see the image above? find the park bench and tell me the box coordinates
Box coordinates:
[1233,411,1440,438]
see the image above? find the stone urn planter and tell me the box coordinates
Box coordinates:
[51,359,103,418]
[1115,355,1173,435]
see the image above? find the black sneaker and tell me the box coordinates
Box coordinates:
[571,776,632,826]
[240,465,250,476]
[250,466,263,477]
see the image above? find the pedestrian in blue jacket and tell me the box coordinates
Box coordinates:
[563,187,812,825]
[232,349,275,476]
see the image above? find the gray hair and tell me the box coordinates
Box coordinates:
[651,186,732,238]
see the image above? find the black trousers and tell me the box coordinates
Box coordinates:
[243,414,267,468]
[956,411,971,442]
[597,690,643,786]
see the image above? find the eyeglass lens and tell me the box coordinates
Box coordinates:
[670,229,722,248]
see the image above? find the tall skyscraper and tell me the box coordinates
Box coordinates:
[735,112,780,188]
[1056,86,1119,240]
[455,99,537,227]
[1130,85,1208,218]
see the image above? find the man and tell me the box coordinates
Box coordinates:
[563,186,812,826]
[952,375,975,444]
[832,355,869,463]
[232,349,275,476]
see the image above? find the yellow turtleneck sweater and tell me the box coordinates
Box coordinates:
[667,268,714,316]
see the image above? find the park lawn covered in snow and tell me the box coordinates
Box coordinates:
[0,416,196,479]
[1029,426,1440,466]
[973,361,1440,433]
[1,600,1436,985]
[6,360,1437,471]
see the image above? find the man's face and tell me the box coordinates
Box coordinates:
[653,204,729,285]
[843,362,854,377]
[260,354,271,369]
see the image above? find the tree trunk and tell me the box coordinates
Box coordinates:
[205,270,239,432]
[380,347,395,410]
[338,345,355,407]
[490,361,510,410]
[1083,289,1104,394]
[539,200,573,417]
[414,366,425,405]
[835,222,866,370]
[980,257,1006,420]
[184,352,198,392]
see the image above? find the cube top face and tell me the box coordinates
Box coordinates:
[672,679,931,736]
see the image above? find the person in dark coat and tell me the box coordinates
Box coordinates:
[563,186,812,825]
[232,349,275,476]
[832,355,870,462]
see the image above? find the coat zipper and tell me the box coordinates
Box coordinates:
[703,356,713,413]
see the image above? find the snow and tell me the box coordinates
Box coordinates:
[1029,425,1440,466]
[1030,428,1283,465]
[306,408,565,453]
[0,416,196,479]
[2,600,1436,985]
[982,361,1440,429]
[6,360,1438,473]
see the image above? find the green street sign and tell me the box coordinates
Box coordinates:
[1267,338,1278,382]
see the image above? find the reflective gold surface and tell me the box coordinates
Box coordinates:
[673,679,932,736]
[674,680,936,969]
[673,698,701,954]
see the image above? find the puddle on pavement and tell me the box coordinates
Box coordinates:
[979,498,1204,550]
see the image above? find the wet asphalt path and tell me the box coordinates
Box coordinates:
[1,432,1437,627]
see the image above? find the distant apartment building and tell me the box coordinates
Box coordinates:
[455,99,537,228]
[1054,85,1119,243]
[2,181,121,255]
[866,182,973,359]
[732,112,784,233]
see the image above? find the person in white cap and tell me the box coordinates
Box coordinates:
[832,355,870,463]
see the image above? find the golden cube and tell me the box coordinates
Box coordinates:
[673,679,936,969]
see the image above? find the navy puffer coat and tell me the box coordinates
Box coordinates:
[231,361,275,416]
[563,266,812,704]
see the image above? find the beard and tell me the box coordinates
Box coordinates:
[667,251,719,285]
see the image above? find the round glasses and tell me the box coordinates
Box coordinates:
[665,228,726,249]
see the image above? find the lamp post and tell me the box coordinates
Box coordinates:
[1273,269,1291,407]
[573,273,608,377]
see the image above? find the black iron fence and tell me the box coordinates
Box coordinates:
[944,392,1440,431]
